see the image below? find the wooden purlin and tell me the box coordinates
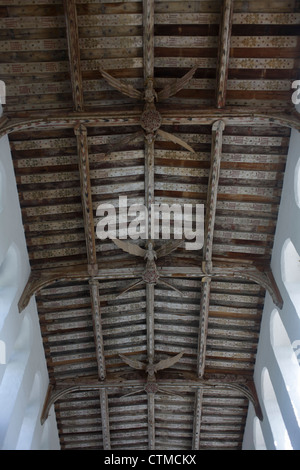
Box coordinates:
[194,119,225,448]
[74,120,110,446]
[63,0,84,112]
[197,120,225,379]
[143,0,155,81]
[216,0,234,108]
[192,389,204,451]
[75,123,98,269]
[99,389,111,450]
[89,280,106,381]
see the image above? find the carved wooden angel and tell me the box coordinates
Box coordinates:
[100,65,199,154]
[112,238,184,297]
[119,351,185,397]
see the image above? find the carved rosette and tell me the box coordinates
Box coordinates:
[142,263,160,284]
[140,106,162,133]
[145,382,159,394]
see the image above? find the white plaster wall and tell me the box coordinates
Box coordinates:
[243,126,300,450]
[0,132,60,450]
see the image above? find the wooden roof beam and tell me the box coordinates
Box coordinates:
[143,0,155,81]
[143,1,157,448]
[203,120,225,268]
[90,281,111,448]
[197,120,225,378]
[41,373,263,425]
[89,280,106,381]
[216,0,234,108]
[99,389,111,450]
[18,262,283,314]
[2,108,300,138]
[75,124,98,271]
[192,389,204,450]
[63,0,84,112]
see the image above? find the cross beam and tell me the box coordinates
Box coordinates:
[1,108,300,139]
[40,373,263,426]
[18,263,283,314]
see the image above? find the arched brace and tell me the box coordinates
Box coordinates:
[18,266,90,313]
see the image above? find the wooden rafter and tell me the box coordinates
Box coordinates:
[63,0,84,112]
[216,0,234,108]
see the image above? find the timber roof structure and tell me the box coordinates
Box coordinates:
[1,0,300,450]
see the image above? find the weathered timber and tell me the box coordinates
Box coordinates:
[216,0,234,108]
[75,124,98,269]
[18,262,283,314]
[40,373,263,426]
[63,0,84,112]
[2,108,300,139]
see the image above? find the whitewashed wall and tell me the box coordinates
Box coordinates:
[0,129,60,450]
[243,123,300,450]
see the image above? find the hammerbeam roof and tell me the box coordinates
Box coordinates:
[1,0,300,450]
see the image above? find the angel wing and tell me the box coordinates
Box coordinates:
[116,279,144,299]
[154,351,185,372]
[157,129,196,154]
[157,64,199,101]
[100,69,144,101]
[156,238,184,259]
[119,354,146,371]
[106,131,143,155]
[112,238,147,258]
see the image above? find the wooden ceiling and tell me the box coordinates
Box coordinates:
[1,0,300,451]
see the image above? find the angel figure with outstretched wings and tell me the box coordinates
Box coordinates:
[119,351,186,397]
[100,65,199,154]
[112,238,184,297]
